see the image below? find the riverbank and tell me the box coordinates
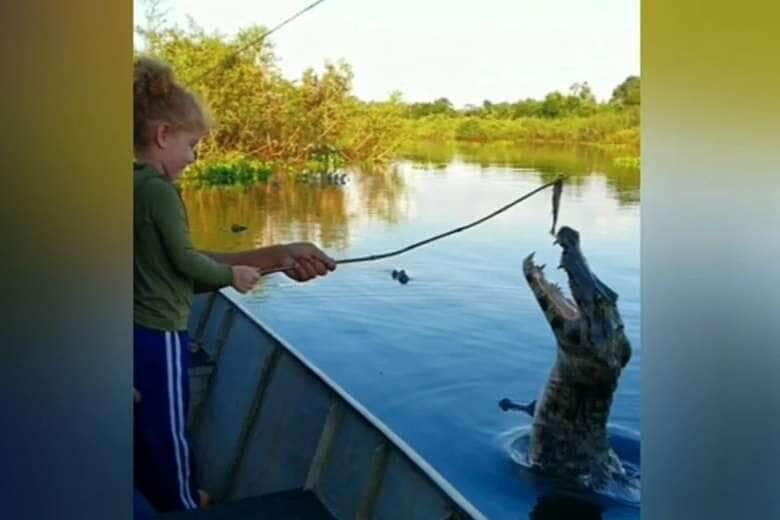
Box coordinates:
[137,24,639,184]
[401,110,639,157]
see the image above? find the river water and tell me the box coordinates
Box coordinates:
[183,142,641,519]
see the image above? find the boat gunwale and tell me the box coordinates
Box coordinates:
[208,288,488,520]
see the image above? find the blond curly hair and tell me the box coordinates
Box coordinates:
[133,56,213,150]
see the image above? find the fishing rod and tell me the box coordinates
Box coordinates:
[259,176,565,276]
[191,0,329,84]
[173,3,568,277]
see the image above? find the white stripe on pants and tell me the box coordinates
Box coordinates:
[174,331,196,509]
[166,332,196,510]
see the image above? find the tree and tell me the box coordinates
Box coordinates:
[135,0,170,50]
[433,97,453,112]
[565,81,598,116]
[610,76,640,107]
[511,98,542,118]
[569,81,595,102]
[540,92,565,118]
[134,18,405,172]
[406,97,455,118]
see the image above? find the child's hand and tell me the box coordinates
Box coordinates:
[231,265,260,293]
[279,242,336,282]
[134,387,142,403]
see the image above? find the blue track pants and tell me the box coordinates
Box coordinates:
[134,324,199,512]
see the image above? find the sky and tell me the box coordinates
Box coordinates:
[133,0,639,107]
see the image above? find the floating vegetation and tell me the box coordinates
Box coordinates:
[137,18,639,186]
[612,156,641,169]
[185,156,274,186]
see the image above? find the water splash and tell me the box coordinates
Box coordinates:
[501,424,641,508]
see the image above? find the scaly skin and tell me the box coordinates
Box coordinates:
[503,226,631,489]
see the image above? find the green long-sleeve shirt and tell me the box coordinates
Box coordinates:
[134,162,233,331]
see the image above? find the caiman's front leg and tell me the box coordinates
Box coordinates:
[499,398,537,417]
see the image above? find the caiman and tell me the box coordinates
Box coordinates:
[500,226,632,490]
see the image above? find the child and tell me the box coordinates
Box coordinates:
[133,56,336,513]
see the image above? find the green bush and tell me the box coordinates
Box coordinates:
[136,20,406,180]
[135,9,639,182]
[187,154,273,186]
[454,119,488,142]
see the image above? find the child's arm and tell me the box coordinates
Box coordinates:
[200,245,288,272]
[149,182,234,287]
[194,248,284,293]
[202,242,337,282]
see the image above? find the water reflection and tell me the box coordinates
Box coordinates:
[352,164,409,224]
[401,141,639,206]
[184,142,640,520]
[182,142,639,255]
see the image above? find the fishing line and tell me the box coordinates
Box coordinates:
[260,176,565,276]
[165,3,567,277]
[191,0,329,84]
